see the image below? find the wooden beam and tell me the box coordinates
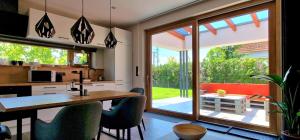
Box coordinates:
[167,30,185,40]
[204,24,217,35]
[251,13,260,27]
[224,19,237,31]
[183,27,193,34]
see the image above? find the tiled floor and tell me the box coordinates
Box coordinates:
[12,112,249,140]
[153,97,269,126]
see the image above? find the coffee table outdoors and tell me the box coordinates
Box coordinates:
[200,93,247,114]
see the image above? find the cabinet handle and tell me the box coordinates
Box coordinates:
[95,85,104,87]
[58,36,70,40]
[116,80,123,82]
[117,84,124,86]
[43,93,56,95]
[43,87,56,89]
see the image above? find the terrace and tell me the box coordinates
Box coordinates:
[151,9,270,127]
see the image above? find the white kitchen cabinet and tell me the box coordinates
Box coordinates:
[112,28,132,45]
[32,85,67,122]
[103,42,132,85]
[27,8,110,48]
[27,8,73,44]
[91,25,109,48]
[116,83,131,92]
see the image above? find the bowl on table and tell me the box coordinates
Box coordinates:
[173,123,207,140]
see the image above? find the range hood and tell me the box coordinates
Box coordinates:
[0,11,28,37]
[0,0,28,37]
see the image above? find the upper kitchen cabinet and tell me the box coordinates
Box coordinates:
[112,28,132,45]
[91,25,109,48]
[27,8,109,48]
[27,8,73,44]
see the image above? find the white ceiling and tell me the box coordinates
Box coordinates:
[19,0,203,28]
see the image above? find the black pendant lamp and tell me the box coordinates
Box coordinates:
[35,0,55,38]
[104,0,117,48]
[71,0,95,44]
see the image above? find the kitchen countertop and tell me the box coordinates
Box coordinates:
[0,81,116,87]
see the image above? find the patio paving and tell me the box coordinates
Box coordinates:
[152,97,269,127]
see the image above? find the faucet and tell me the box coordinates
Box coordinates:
[70,70,83,96]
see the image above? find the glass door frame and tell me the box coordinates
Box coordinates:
[145,0,279,134]
[145,20,199,120]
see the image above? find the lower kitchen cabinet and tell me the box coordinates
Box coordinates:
[116,83,131,92]
[32,85,68,123]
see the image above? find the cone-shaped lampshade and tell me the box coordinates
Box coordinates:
[71,16,95,44]
[104,31,117,48]
[35,13,55,38]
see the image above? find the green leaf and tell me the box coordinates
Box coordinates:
[251,74,284,88]
[297,112,300,117]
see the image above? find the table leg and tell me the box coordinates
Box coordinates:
[30,110,37,140]
[17,118,22,140]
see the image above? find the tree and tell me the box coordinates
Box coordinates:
[0,42,68,65]
[201,45,268,83]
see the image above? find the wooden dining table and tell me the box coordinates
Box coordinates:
[0,90,139,140]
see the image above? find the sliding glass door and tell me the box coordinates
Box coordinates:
[198,9,270,126]
[147,24,195,116]
[146,1,277,134]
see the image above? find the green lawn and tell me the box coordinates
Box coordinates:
[152,87,192,100]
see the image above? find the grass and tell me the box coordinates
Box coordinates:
[152,87,192,100]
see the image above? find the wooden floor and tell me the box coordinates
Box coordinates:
[12,112,248,140]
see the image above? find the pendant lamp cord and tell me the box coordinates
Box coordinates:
[82,0,84,16]
[110,0,112,30]
[45,0,47,13]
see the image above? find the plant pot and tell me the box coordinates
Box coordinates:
[282,131,300,140]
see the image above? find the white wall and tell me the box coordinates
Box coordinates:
[129,0,247,88]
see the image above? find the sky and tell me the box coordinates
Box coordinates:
[152,10,269,65]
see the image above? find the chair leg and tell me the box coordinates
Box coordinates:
[142,118,146,131]
[137,125,144,140]
[127,128,131,140]
[96,126,102,140]
[116,129,120,140]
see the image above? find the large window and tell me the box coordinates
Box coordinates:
[146,2,277,134]
[0,41,88,66]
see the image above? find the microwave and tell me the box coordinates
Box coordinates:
[28,70,56,82]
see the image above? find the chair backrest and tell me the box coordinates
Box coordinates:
[129,88,144,95]
[111,88,145,107]
[115,95,146,128]
[50,102,102,140]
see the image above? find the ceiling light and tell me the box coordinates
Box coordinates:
[35,0,55,38]
[104,0,117,49]
[71,0,95,44]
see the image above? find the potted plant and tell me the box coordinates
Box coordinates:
[216,89,226,97]
[252,66,300,140]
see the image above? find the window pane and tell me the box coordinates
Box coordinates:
[151,25,193,114]
[198,9,270,127]
[74,51,88,65]
[0,41,68,65]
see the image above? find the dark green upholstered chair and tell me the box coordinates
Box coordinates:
[111,88,146,131]
[98,96,146,140]
[34,102,102,140]
[0,125,11,140]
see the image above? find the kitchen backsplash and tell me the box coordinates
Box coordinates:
[0,65,103,84]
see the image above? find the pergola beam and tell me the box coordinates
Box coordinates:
[167,30,185,40]
[224,19,237,32]
[204,24,217,35]
[183,27,193,34]
[251,13,260,28]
